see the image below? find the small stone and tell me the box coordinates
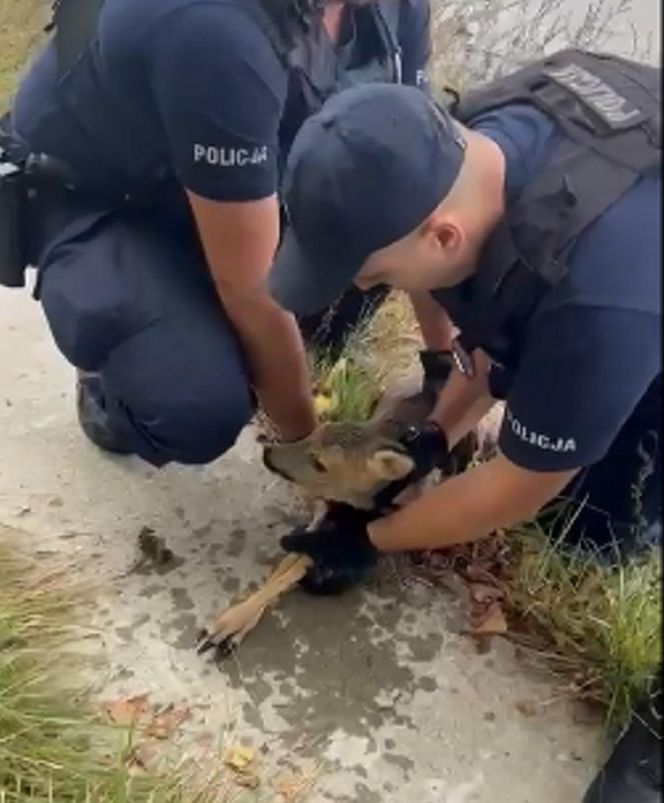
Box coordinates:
[374,688,401,711]
[515,700,538,717]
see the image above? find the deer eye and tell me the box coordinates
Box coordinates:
[310,455,327,473]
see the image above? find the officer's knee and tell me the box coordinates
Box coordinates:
[156,384,254,465]
[111,379,254,467]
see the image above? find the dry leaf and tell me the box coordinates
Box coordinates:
[469,602,509,636]
[194,731,216,747]
[124,741,158,773]
[276,777,304,801]
[313,393,334,416]
[224,744,256,771]
[145,703,191,739]
[465,563,495,583]
[138,527,174,565]
[469,582,504,605]
[233,770,261,789]
[224,745,260,790]
[103,694,150,726]
[275,765,320,801]
[516,699,538,717]
[571,698,605,726]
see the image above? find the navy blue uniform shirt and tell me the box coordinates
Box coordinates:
[471,105,661,472]
[13,0,431,202]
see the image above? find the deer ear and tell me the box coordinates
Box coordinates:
[367,449,414,481]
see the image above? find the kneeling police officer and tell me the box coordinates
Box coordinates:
[0,0,433,464]
[270,50,661,803]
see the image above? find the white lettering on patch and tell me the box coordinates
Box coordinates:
[193,144,269,168]
[544,62,643,126]
[505,408,577,453]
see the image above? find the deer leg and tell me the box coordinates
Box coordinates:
[197,502,328,659]
[197,553,313,658]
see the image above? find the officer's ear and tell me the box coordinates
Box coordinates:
[423,211,463,257]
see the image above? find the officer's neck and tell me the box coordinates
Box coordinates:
[453,130,507,251]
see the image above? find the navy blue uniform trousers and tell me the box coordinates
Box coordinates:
[30,195,386,467]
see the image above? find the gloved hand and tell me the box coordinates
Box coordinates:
[370,420,451,511]
[398,420,450,481]
[419,349,454,401]
[280,503,380,596]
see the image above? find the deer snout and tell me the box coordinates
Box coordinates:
[262,447,294,482]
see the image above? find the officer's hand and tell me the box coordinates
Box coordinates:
[419,349,454,403]
[280,504,380,596]
[369,421,452,511]
[397,420,450,481]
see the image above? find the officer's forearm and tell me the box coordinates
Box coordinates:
[368,454,577,553]
[408,291,455,351]
[429,350,494,447]
[226,295,316,442]
[187,191,316,441]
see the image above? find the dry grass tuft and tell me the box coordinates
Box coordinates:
[0,0,48,107]
[0,529,317,801]
[506,512,662,732]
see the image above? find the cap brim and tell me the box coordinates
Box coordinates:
[268,229,361,317]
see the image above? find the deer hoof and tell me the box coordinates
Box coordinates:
[196,629,237,661]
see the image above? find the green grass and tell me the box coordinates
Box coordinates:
[1,541,136,801]
[358,295,661,734]
[0,534,304,803]
[505,508,662,732]
[0,8,247,797]
[309,291,421,424]
[310,349,381,424]
[0,538,171,802]
[309,312,383,423]
[2,0,659,751]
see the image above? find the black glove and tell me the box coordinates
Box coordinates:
[419,350,454,401]
[399,420,450,480]
[372,420,450,510]
[280,504,380,596]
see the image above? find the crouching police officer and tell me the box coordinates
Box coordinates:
[269,51,661,802]
[0,0,433,465]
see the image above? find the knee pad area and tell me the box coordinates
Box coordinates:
[120,380,255,466]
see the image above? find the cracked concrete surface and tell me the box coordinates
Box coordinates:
[1,285,602,802]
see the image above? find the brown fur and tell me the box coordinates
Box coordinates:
[263,378,477,508]
[263,420,416,509]
[199,380,479,657]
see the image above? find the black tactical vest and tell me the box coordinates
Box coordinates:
[432,49,661,376]
[278,0,402,158]
[44,0,402,197]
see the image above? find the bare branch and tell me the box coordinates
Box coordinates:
[430,0,658,94]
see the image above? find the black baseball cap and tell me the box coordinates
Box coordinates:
[269,83,466,316]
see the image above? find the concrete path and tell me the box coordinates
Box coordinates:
[0,285,602,802]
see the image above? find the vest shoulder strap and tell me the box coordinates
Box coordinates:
[435,51,661,364]
[49,0,103,78]
[375,0,401,40]
[455,48,660,175]
[376,0,403,81]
